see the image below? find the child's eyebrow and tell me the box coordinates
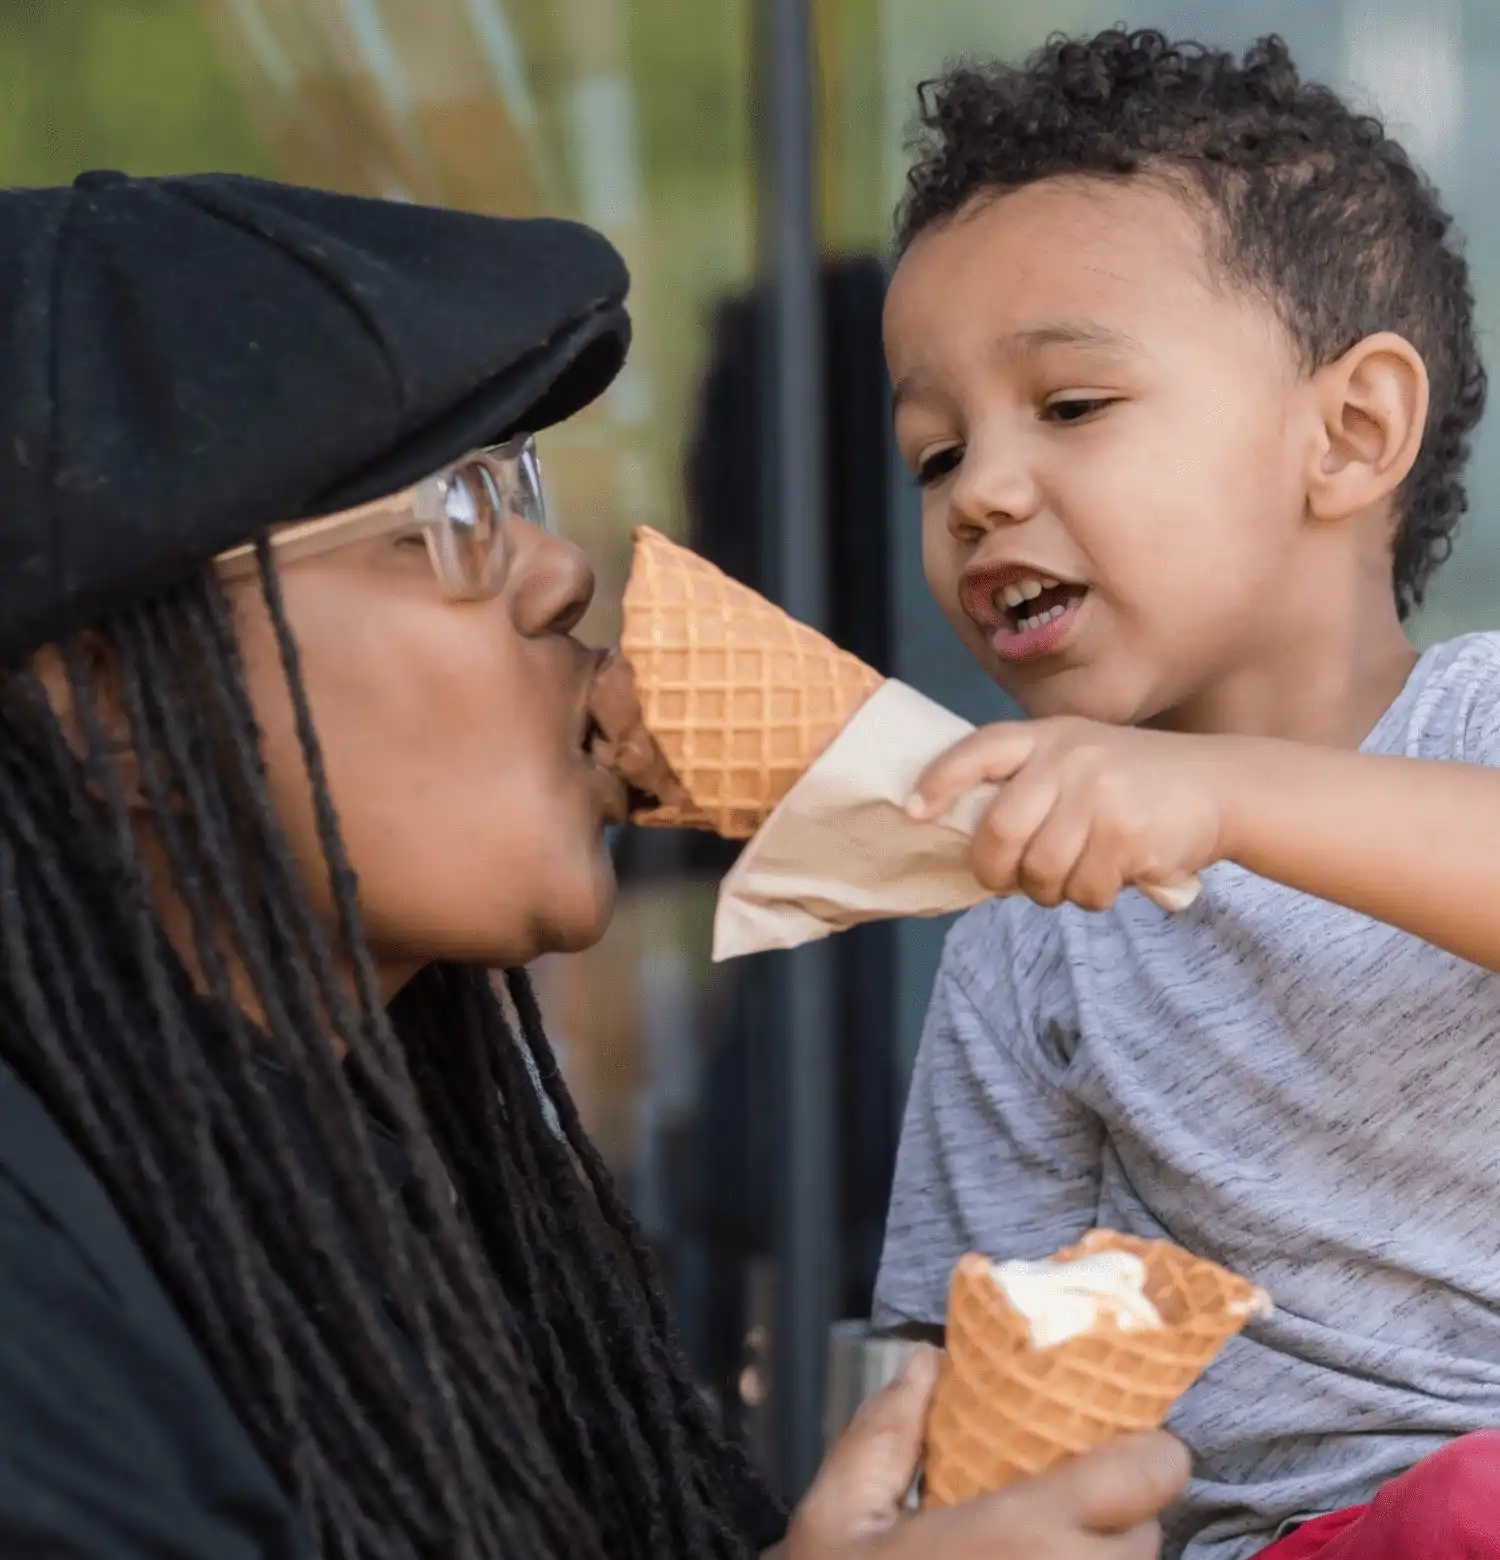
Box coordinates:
[1003,321,1148,358]
[892,320,1149,411]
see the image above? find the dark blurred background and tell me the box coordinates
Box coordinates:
[13,0,1496,1504]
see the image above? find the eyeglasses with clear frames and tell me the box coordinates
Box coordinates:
[213,434,548,601]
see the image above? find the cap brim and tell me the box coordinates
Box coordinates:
[304,301,630,517]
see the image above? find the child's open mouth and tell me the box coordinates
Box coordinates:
[991,580,1088,663]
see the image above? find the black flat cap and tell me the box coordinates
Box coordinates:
[0,170,631,661]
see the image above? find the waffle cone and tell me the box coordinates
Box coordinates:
[923,1231,1269,1509]
[620,526,884,839]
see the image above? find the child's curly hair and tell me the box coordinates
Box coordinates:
[897,28,1486,619]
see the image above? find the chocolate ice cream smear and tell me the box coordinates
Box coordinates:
[585,653,690,812]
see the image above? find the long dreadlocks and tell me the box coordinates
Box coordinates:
[0,547,776,1560]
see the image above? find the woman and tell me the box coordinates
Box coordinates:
[0,169,1186,1558]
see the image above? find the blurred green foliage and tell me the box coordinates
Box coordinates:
[0,0,269,186]
[620,0,753,477]
[627,0,749,188]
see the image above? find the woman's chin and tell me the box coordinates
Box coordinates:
[529,855,619,959]
[366,862,618,972]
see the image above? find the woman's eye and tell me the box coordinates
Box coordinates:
[914,445,963,487]
[394,531,429,552]
[1043,397,1116,424]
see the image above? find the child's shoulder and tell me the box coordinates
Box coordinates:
[945,892,1047,956]
[933,895,1081,1047]
[1383,631,1500,763]
[940,893,1066,996]
[1411,630,1500,688]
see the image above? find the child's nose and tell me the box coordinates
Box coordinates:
[946,445,1044,541]
[948,455,1041,542]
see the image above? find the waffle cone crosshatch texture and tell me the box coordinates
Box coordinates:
[922,1231,1270,1510]
[620,526,885,838]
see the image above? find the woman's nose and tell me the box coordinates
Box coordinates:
[510,524,596,636]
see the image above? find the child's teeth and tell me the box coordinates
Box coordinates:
[1016,603,1068,634]
[1000,577,1050,608]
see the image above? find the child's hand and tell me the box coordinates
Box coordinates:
[907,718,1229,911]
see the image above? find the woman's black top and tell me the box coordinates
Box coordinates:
[0,1055,785,1557]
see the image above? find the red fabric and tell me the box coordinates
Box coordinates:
[1250,1506,1367,1560]
[1247,1432,1500,1559]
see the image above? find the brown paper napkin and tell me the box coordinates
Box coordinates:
[712,680,1201,962]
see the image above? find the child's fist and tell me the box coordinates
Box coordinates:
[908,718,1229,912]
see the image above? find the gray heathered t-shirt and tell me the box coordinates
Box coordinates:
[873,633,1500,1560]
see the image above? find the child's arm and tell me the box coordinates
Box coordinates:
[1200,738,1500,973]
[908,716,1500,974]
[873,913,1103,1330]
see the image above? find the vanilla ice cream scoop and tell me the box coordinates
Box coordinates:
[989,1250,1165,1349]
[925,1235,1270,1509]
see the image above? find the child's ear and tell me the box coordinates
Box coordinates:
[1306,331,1429,523]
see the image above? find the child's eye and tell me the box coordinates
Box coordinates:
[1042,397,1116,424]
[394,531,430,552]
[914,445,963,487]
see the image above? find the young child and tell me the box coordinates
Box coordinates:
[873,27,1500,1560]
